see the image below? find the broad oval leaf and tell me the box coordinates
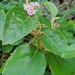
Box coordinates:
[48,52,75,75]
[39,28,68,56]
[2,43,46,75]
[2,7,38,45]
[40,28,75,58]
[44,2,58,16]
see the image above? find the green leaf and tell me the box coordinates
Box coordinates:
[44,71,52,75]
[0,41,2,45]
[2,45,13,53]
[0,68,3,73]
[0,62,6,74]
[36,8,42,16]
[40,28,75,58]
[44,2,58,16]
[63,43,75,58]
[48,52,75,75]
[59,30,73,39]
[56,17,74,31]
[0,9,5,40]
[12,38,24,45]
[40,28,67,57]
[2,43,46,75]
[39,16,51,28]
[59,6,75,17]
[2,7,38,45]
[0,2,4,9]
[31,0,47,4]
[67,39,75,45]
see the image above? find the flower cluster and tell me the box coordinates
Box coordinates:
[23,2,40,16]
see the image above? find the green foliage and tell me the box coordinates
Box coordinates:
[39,16,51,28]
[39,28,67,57]
[2,7,38,45]
[0,0,25,12]
[44,2,58,16]
[59,6,75,18]
[2,44,46,75]
[2,45,13,53]
[48,52,75,75]
[0,9,5,40]
[44,71,53,75]
[0,0,75,75]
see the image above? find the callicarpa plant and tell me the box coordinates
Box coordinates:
[0,0,75,75]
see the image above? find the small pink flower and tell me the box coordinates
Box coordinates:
[23,4,32,10]
[27,10,36,16]
[23,2,40,16]
[31,2,35,7]
[34,2,40,7]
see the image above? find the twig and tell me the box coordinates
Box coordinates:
[1,53,4,65]
[26,0,28,5]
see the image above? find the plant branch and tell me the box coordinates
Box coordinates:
[26,0,28,4]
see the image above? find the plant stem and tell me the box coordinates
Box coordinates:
[26,0,28,4]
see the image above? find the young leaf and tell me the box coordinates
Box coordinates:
[48,52,75,75]
[44,2,58,16]
[2,43,46,75]
[2,7,38,45]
